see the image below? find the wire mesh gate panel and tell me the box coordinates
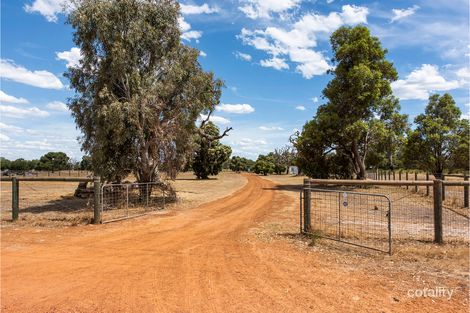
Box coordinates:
[303,188,392,255]
[101,182,167,222]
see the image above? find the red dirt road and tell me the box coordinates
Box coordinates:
[1,174,466,312]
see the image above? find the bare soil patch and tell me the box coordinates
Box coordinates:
[1,174,468,312]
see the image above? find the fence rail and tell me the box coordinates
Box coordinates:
[301,178,469,245]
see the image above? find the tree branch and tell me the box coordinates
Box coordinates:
[198,109,233,141]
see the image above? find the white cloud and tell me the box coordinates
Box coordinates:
[289,48,329,78]
[0,91,29,104]
[180,3,218,15]
[178,17,202,41]
[181,30,202,41]
[260,57,289,70]
[0,122,37,135]
[0,59,64,89]
[235,51,253,62]
[392,64,460,100]
[456,67,470,79]
[456,67,470,86]
[238,5,369,78]
[295,105,306,111]
[216,104,255,114]
[56,47,81,68]
[0,133,10,141]
[199,51,207,57]
[340,4,369,24]
[0,105,50,118]
[199,114,231,125]
[259,126,284,131]
[391,5,419,23]
[24,0,67,22]
[312,97,319,103]
[237,138,267,146]
[238,0,302,20]
[47,101,69,112]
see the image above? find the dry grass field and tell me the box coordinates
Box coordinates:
[0,172,246,227]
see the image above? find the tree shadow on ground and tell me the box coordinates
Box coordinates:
[175,177,219,181]
[262,184,303,193]
[19,197,93,214]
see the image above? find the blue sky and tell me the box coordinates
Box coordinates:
[1,0,469,161]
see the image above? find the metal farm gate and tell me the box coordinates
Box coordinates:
[101,182,168,222]
[300,187,392,255]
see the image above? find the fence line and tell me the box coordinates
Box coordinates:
[1,177,176,225]
[2,177,100,224]
[302,178,469,245]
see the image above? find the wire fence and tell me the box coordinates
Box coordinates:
[1,179,95,226]
[101,182,174,222]
[1,178,176,226]
[306,188,392,254]
[301,179,469,250]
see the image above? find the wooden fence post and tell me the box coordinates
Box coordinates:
[426,172,430,196]
[393,171,396,181]
[12,177,19,221]
[414,172,418,193]
[303,179,311,233]
[406,172,409,189]
[433,179,443,244]
[93,176,102,224]
[442,174,446,201]
[388,171,391,180]
[464,174,469,208]
[399,170,402,181]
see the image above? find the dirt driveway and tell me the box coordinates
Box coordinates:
[1,174,467,312]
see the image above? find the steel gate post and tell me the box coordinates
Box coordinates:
[387,198,392,256]
[299,190,303,233]
[12,177,19,221]
[303,179,311,233]
[93,177,101,224]
[146,184,149,208]
[337,192,341,240]
[442,174,446,201]
[426,172,430,196]
[464,174,469,208]
[433,179,443,244]
[126,185,129,217]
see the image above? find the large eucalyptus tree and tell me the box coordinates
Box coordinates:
[66,0,223,183]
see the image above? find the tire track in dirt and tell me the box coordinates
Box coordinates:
[1,174,467,312]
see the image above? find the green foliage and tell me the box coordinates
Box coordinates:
[294,25,399,179]
[253,155,275,175]
[366,98,409,170]
[10,158,36,171]
[267,146,296,174]
[0,157,11,170]
[66,0,222,183]
[79,155,92,171]
[403,94,468,177]
[192,122,232,179]
[229,156,255,172]
[37,152,70,171]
